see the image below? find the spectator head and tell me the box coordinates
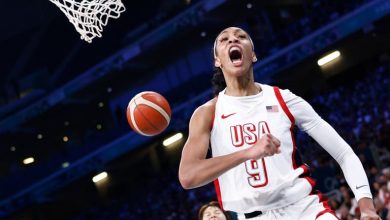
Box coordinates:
[382,167,390,180]
[198,201,232,220]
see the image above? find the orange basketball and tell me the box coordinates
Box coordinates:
[126,91,171,136]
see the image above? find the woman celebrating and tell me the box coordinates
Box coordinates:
[178,27,380,220]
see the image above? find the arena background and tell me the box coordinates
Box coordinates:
[0,0,389,219]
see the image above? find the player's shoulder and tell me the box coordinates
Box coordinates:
[262,83,295,98]
[192,97,217,120]
[196,97,217,114]
[260,83,289,93]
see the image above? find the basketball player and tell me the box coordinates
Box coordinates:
[199,201,233,220]
[178,27,381,220]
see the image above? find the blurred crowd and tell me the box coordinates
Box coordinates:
[248,0,369,57]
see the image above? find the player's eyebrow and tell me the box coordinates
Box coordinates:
[216,30,228,39]
[217,28,245,39]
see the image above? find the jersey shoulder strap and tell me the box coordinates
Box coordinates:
[272,86,295,124]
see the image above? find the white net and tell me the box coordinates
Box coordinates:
[49,0,126,43]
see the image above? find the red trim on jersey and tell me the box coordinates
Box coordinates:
[299,164,309,174]
[273,87,295,124]
[210,97,221,207]
[299,164,317,189]
[210,111,215,130]
[213,179,224,210]
[273,87,298,169]
[315,191,338,219]
[299,164,316,192]
[210,97,217,130]
[290,133,298,169]
[317,192,332,209]
[316,209,338,219]
[304,177,316,189]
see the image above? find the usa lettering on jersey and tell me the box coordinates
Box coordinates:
[230,121,270,187]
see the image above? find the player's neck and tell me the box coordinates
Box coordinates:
[224,78,260,97]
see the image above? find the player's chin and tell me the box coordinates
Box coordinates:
[229,65,251,76]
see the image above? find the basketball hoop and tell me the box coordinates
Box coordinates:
[49,0,126,43]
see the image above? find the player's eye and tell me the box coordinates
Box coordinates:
[239,34,246,39]
[220,37,228,42]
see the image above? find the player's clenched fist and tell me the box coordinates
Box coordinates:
[245,133,281,160]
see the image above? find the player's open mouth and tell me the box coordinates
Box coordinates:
[229,46,243,66]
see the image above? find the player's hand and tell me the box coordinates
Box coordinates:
[360,212,381,220]
[246,133,281,160]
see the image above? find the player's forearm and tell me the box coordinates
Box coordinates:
[338,152,372,201]
[307,119,372,200]
[179,149,249,189]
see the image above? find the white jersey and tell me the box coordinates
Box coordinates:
[211,83,314,213]
[210,83,372,214]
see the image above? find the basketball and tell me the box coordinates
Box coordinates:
[126,91,171,136]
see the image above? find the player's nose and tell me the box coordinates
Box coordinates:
[228,35,239,44]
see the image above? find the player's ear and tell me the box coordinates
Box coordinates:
[214,57,221,68]
[252,52,257,63]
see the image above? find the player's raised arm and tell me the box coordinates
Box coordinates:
[281,89,380,219]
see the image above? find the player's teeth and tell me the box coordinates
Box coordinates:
[230,47,240,53]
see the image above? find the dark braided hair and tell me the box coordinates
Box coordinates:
[211,66,226,96]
